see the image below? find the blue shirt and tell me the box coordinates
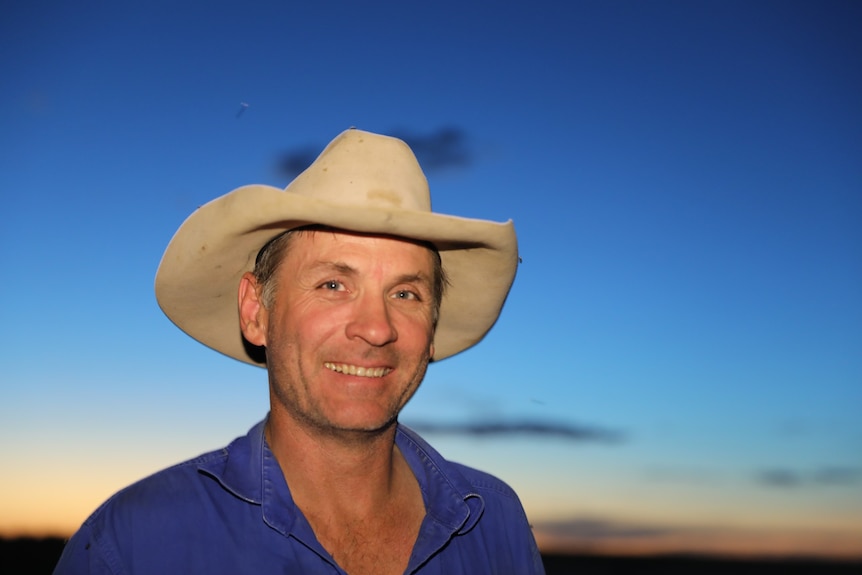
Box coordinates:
[53,418,545,574]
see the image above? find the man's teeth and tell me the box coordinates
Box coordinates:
[324,363,391,377]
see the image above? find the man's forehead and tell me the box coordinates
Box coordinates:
[296,227,430,247]
[285,228,436,268]
[286,228,434,257]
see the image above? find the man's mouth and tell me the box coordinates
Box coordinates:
[324,362,392,378]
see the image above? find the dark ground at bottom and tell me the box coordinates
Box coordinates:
[2,537,861,574]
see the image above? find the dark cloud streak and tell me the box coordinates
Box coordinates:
[405,419,625,444]
[814,467,862,486]
[758,469,803,488]
[388,126,472,171]
[275,126,473,180]
[276,147,320,180]
[535,518,677,540]
[757,466,862,488]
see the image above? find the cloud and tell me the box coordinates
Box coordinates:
[388,126,473,171]
[275,126,474,179]
[813,467,862,486]
[532,516,862,558]
[758,469,803,488]
[276,146,321,180]
[757,466,862,488]
[535,518,676,540]
[404,419,625,444]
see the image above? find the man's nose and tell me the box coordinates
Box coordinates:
[344,293,398,346]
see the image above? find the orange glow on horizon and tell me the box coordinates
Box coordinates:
[533,525,862,561]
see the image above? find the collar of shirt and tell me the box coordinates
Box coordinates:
[196,418,485,569]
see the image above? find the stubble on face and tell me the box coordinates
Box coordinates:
[261,231,437,442]
[269,339,431,443]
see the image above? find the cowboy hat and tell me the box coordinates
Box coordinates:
[155,128,518,366]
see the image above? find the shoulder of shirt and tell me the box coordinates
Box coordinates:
[83,418,270,529]
[81,443,232,529]
[396,424,523,504]
[449,460,523,502]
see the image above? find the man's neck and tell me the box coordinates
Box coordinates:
[265,412,412,519]
[265,410,427,574]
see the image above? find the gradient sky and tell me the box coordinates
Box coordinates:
[2,0,861,559]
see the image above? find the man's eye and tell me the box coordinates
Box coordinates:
[320,280,344,291]
[393,290,419,301]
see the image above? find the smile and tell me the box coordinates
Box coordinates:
[324,362,392,378]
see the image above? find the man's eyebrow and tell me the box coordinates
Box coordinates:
[395,272,434,289]
[307,261,357,275]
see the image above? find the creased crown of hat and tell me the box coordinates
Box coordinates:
[155,128,518,366]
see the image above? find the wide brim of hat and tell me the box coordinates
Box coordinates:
[155,184,518,366]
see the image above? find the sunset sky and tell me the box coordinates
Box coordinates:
[2,0,860,559]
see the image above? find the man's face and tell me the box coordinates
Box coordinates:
[243,230,437,437]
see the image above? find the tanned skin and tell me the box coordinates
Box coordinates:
[239,231,437,574]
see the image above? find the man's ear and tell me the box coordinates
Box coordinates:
[238,272,267,347]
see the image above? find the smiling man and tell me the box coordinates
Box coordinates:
[53,129,544,575]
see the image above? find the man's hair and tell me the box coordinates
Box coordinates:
[252,225,449,326]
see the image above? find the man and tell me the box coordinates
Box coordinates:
[54,128,544,574]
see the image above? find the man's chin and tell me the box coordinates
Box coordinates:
[312,411,399,439]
